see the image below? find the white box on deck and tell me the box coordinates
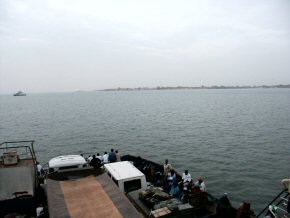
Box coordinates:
[104,161,147,193]
[3,151,18,165]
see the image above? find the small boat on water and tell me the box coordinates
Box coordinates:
[13,91,26,96]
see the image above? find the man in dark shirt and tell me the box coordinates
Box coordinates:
[90,155,101,168]
[108,148,117,163]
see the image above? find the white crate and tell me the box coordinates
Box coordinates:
[3,151,18,165]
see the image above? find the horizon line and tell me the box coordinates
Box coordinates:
[1,84,290,95]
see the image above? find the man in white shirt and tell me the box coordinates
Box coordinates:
[179,170,192,191]
[163,159,173,176]
[195,176,206,192]
[96,153,103,162]
[102,152,109,164]
[182,170,192,184]
[87,155,93,162]
[36,162,43,176]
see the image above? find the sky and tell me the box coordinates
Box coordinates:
[0,0,290,93]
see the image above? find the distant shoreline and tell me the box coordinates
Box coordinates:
[101,84,290,91]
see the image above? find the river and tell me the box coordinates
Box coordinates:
[1,88,289,213]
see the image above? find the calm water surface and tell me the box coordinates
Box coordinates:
[1,89,290,212]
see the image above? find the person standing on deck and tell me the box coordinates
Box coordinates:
[168,169,177,183]
[108,148,117,163]
[169,181,180,198]
[103,152,109,164]
[90,155,101,169]
[116,150,121,162]
[180,170,192,190]
[182,170,192,184]
[96,153,103,162]
[87,155,93,162]
[163,159,173,176]
[36,162,43,176]
[195,176,206,192]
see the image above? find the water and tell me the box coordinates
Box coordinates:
[1,89,289,212]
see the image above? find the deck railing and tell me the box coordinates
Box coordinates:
[0,140,36,163]
[256,190,289,217]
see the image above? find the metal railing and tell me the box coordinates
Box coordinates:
[256,190,289,217]
[0,140,36,163]
[0,140,38,188]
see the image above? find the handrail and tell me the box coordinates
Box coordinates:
[275,192,289,210]
[0,140,38,184]
[0,141,36,160]
[256,190,288,217]
[0,140,35,146]
[280,197,288,201]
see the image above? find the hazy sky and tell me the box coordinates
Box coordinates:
[0,0,290,93]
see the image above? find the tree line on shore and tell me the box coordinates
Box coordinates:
[101,84,290,91]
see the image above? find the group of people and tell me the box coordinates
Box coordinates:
[85,148,121,168]
[163,159,207,202]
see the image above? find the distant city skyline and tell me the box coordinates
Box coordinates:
[1,0,290,94]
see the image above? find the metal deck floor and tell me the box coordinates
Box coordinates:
[0,166,35,200]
